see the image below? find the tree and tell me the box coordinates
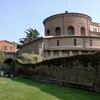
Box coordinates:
[12,41,22,49]
[0,50,4,64]
[25,28,40,40]
[19,38,24,44]
[19,28,40,45]
[0,50,4,70]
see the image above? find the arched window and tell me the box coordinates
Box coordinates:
[81,27,86,36]
[55,27,61,36]
[68,26,75,35]
[47,29,50,36]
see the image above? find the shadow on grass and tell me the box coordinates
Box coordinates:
[11,77,100,100]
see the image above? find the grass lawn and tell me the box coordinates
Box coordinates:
[0,77,100,100]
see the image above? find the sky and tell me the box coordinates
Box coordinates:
[0,0,100,43]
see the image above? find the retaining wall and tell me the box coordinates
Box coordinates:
[14,53,100,91]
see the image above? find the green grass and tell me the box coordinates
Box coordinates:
[0,77,100,100]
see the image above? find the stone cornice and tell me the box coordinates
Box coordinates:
[44,47,100,51]
[43,35,100,39]
[91,22,100,26]
[43,12,92,25]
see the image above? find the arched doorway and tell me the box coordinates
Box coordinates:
[4,58,13,64]
[4,58,14,77]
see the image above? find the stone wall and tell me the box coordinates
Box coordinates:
[18,38,43,56]
[14,53,100,91]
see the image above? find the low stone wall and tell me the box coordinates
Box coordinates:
[14,53,100,91]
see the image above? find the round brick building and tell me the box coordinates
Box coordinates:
[43,12,92,36]
[43,12,100,59]
[18,11,100,60]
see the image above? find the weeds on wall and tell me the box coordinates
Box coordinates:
[17,53,44,63]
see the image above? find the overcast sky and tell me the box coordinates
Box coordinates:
[0,0,100,43]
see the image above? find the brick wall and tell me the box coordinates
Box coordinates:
[0,40,16,52]
[43,13,91,36]
[18,38,43,56]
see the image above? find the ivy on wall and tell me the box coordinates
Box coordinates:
[14,53,100,91]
